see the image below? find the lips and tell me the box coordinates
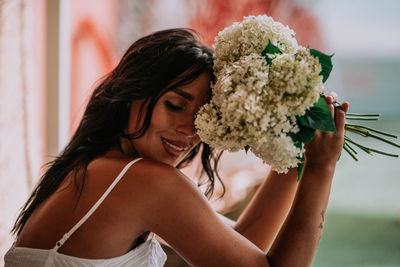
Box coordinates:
[161,137,191,158]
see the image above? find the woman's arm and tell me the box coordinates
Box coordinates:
[268,97,349,266]
[268,161,335,266]
[234,168,299,251]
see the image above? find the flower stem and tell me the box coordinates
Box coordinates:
[344,136,372,155]
[345,123,398,138]
[346,113,380,117]
[343,142,359,161]
[345,127,368,137]
[344,141,358,155]
[345,125,400,148]
[344,136,399,157]
[346,117,379,121]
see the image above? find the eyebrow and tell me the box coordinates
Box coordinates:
[172,88,194,101]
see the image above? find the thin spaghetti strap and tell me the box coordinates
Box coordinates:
[52,158,142,251]
[150,232,156,240]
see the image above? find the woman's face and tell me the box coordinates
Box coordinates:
[125,72,211,166]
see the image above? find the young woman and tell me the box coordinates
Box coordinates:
[5,28,349,266]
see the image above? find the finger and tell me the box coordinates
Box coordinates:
[327,91,338,102]
[325,94,333,104]
[324,95,335,116]
[334,104,347,136]
[341,101,349,113]
[329,103,334,117]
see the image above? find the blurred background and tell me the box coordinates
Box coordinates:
[0,0,399,266]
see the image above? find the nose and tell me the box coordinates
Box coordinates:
[176,125,196,138]
[176,116,197,138]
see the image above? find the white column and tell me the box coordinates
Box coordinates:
[45,0,60,160]
[58,0,71,152]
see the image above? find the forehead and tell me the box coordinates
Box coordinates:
[166,72,211,101]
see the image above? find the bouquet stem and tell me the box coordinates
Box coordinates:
[342,111,400,161]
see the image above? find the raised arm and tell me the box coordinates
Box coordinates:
[268,96,349,266]
[234,167,299,251]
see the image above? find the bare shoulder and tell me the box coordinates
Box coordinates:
[115,158,205,212]
[125,158,200,194]
[103,157,203,211]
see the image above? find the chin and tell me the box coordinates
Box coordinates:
[151,153,178,166]
[159,157,176,166]
[154,151,187,167]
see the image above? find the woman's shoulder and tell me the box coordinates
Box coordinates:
[89,156,198,203]
[123,158,198,195]
[89,155,181,180]
[132,158,186,177]
[98,157,205,230]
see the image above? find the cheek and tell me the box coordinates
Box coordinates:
[149,105,173,132]
[192,136,201,146]
[127,101,148,133]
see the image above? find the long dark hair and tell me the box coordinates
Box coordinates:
[12,28,224,236]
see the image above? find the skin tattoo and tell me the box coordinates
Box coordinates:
[318,210,325,229]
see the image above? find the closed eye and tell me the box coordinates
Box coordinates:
[164,100,183,111]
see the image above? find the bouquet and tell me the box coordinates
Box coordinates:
[195,15,399,179]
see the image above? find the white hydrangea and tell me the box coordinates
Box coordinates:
[213,15,298,73]
[195,15,324,173]
[267,47,322,117]
[251,133,304,173]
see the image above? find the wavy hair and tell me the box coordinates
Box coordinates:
[12,28,224,236]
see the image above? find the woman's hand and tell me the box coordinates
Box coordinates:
[304,92,349,169]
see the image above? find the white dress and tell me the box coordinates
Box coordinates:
[4,158,167,267]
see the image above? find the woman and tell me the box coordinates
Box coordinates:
[5,28,348,266]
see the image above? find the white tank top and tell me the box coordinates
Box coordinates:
[4,158,167,267]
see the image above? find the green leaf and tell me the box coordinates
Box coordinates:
[301,96,336,134]
[289,123,315,144]
[244,145,250,153]
[297,116,308,127]
[288,134,302,148]
[296,124,316,143]
[286,137,305,181]
[297,158,305,182]
[262,40,282,65]
[262,40,282,56]
[310,49,334,83]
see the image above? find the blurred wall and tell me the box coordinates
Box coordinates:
[69,0,119,135]
[188,0,324,49]
[0,0,46,263]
